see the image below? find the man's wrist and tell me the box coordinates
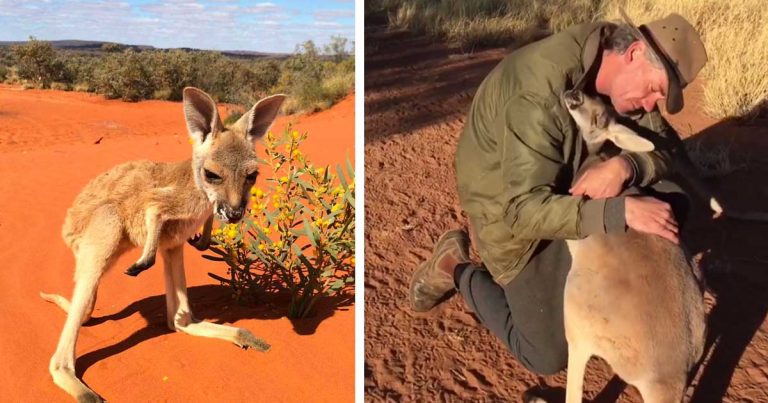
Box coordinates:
[617,155,638,186]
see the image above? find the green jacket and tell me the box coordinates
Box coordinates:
[455,22,679,285]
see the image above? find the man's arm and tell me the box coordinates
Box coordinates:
[620,109,681,186]
[499,94,626,240]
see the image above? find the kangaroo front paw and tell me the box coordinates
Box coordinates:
[125,256,156,277]
[187,233,210,251]
[235,328,270,351]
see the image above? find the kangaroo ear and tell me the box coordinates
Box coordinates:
[235,94,286,143]
[183,87,223,143]
[607,123,655,152]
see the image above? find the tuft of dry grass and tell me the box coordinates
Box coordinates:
[378,0,599,49]
[374,0,768,119]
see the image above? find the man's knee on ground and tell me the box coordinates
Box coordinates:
[513,342,568,375]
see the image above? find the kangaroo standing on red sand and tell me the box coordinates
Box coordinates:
[40,87,285,402]
[561,89,706,402]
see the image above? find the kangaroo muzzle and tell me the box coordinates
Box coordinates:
[216,203,246,223]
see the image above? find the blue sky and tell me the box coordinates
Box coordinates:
[0,0,354,53]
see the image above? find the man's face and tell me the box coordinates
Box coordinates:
[607,41,669,116]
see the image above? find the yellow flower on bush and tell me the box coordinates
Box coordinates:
[206,125,354,319]
[226,228,238,240]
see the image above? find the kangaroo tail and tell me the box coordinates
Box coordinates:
[40,291,71,314]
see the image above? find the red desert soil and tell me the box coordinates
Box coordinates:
[0,85,354,402]
[364,28,768,402]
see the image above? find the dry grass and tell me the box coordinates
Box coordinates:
[374,0,768,119]
[378,0,599,49]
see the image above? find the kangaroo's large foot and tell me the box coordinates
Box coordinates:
[235,328,271,351]
[50,363,104,403]
[76,391,104,403]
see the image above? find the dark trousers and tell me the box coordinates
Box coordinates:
[456,239,571,375]
[457,180,691,375]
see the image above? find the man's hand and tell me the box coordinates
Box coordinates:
[625,196,679,244]
[570,156,632,199]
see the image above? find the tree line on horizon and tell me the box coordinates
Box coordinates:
[0,36,354,114]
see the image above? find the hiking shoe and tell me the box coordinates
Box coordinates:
[409,229,471,312]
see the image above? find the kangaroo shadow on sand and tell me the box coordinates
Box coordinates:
[74,284,353,379]
[679,113,768,402]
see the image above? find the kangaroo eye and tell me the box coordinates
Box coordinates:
[246,171,258,182]
[204,169,222,183]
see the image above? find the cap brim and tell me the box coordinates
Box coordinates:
[619,7,685,114]
[638,25,684,114]
[662,59,684,114]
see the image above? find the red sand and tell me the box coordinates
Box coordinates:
[0,85,354,402]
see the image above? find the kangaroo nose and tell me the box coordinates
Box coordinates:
[223,206,244,223]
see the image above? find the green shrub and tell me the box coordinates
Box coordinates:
[12,37,58,88]
[93,50,154,101]
[274,40,354,114]
[50,81,70,91]
[223,110,244,126]
[146,50,196,101]
[204,126,355,318]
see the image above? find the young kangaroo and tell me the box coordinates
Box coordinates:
[561,89,706,402]
[40,87,285,402]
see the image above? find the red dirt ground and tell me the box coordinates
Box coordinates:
[0,86,354,402]
[364,27,768,402]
